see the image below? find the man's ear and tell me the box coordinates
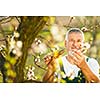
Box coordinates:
[65,40,67,47]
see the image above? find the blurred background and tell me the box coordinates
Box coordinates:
[0,16,100,82]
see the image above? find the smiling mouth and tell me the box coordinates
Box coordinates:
[71,47,81,50]
[70,47,88,54]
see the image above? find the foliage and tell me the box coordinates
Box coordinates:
[0,30,22,82]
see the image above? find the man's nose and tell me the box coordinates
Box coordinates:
[72,41,77,47]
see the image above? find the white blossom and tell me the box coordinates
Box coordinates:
[16,41,23,48]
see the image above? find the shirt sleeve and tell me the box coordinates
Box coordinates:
[86,58,100,78]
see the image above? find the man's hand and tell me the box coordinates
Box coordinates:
[44,55,53,65]
[69,49,100,82]
[69,49,85,69]
[43,55,56,82]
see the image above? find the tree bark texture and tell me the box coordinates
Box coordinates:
[15,16,48,82]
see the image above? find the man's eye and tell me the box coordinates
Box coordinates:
[77,40,81,42]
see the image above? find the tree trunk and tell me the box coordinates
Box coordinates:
[15,16,48,82]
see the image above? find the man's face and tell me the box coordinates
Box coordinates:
[65,32,84,52]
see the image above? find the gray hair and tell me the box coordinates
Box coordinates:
[65,28,84,41]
